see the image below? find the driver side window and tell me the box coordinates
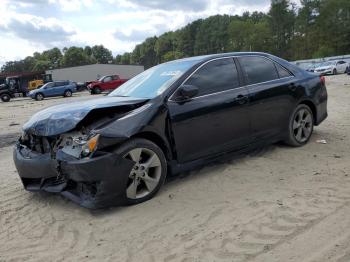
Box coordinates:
[104,76,112,82]
[184,58,240,97]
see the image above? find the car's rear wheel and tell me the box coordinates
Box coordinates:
[285,104,314,147]
[114,138,167,205]
[64,90,72,97]
[35,93,44,101]
[1,93,11,102]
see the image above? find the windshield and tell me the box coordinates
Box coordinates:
[41,82,53,89]
[109,59,198,99]
[98,76,106,82]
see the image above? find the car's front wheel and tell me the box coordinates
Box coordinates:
[333,68,337,75]
[0,93,11,102]
[285,104,314,147]
[64,90,72,97]
[92,87,101,95]
[114,138,167,205]
[35,93,44,101]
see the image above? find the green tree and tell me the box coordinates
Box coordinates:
[194,15,231,55]
[61,47,91,67]
[91,45,113,64]
[268,0,296,59]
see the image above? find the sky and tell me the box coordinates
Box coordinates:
[0,0,300,67]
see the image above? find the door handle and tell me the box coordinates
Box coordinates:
[236,94,248,105]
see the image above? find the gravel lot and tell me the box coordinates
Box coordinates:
[0,75,350,262]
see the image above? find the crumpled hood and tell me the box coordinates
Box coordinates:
[23,96,148,136]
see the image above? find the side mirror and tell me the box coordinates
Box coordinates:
[176,84,199,102]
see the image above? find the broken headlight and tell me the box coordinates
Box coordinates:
[60,133,100,158]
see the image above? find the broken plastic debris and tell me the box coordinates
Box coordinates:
[316,139,327,144]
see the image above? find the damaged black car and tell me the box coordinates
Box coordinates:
[13,52,328,209]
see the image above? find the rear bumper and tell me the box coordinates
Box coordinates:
[13,144,134,209]
[315,87,328,126]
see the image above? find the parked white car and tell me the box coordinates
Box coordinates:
[314,60,349,75]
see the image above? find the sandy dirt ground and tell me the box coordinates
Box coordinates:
[0,75,349,262]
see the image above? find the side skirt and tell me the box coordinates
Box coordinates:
[168,136,283,175]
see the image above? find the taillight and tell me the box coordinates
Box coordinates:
[320,75,326,86]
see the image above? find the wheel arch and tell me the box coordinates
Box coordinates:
[298,100,317,124]
[0,91,11,96]
[131,131,172,161]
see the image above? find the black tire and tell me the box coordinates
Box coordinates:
[35,93,44,101]
[92,87,101,95]
[333,68,337,75]
[285,104,314,147]
[64,90,72,97]
[0,93,11,102]
[113,138,167,205]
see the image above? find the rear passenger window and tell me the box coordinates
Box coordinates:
[185,58,240,97]
[275,63,292,78]
[238,56,279,85]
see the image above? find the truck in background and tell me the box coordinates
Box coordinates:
[87,75,128,94]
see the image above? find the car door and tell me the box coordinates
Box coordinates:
[103,76,113,90]
[237,56,296,142]
[53,82,64,96]
[43,82,55,97]
[337,61,347,73]
[111,75,121,89]
[167,58,251,163]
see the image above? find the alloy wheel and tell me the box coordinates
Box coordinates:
[123,148,162,199]
[293,108,313,143]
[36,94,43,101]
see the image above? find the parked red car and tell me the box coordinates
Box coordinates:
[87,75,128,94]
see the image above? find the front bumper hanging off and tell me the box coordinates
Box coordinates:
[13,143,134,209]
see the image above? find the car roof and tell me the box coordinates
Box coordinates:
[163,52,278,67]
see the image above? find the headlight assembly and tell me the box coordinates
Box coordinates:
[60,133,100,158]
[82,134,100,156]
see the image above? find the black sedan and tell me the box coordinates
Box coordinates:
[13,52,328,208]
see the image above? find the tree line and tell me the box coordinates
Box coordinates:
[2,0,350,73]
